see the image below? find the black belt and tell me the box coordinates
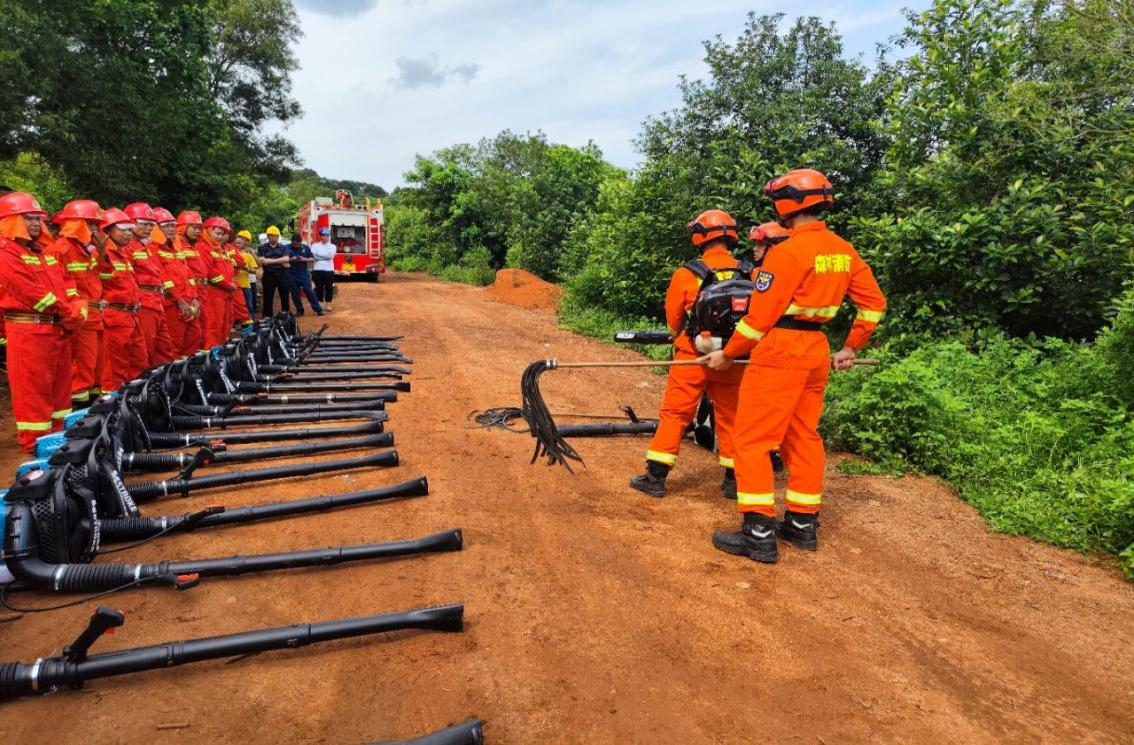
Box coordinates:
[774,317,824,332]
[107,302,141,313]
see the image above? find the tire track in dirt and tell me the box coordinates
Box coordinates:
[0,272,1130,743]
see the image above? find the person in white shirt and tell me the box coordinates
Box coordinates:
[311,227,338,311]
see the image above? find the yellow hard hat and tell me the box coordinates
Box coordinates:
[266,225,281,236]
[236,229,252,241]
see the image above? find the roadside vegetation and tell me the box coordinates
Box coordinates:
[386,0,1134,575]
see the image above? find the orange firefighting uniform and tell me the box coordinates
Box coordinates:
[99,242,148,391]
[153,229,194,359]
[645,245,746,470]
[0,225,85,450]
[172,230,205,356]
[182,235,213,354]
[723,221,886,516]
[49,223,105,407]
[226,244,250,326]
[202,236,237,347]
[129,238,175,366]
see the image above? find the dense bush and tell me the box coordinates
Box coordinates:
[823,289,1134,575]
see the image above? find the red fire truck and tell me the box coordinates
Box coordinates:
[295,191,385,280]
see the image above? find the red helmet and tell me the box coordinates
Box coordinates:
[203,216,231,232]
[124,202,155,222]
[0,192,48,219]
[687,209,738,248]
[176,210,203,227]
[100,207,134,230]
[151,207,176,224]
[764,169,834,219]
[54,199,103,224]
[748,221,792,246]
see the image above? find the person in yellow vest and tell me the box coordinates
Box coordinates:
[234,230,259,317]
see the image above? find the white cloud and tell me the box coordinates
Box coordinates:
[275,0,925,189]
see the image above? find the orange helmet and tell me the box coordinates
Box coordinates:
[152,207,176,224]
[203,216,231,233]
[748,221,791,246]
[764,169,834,219]
[54,199,102,224]
[0,192,47,219]
[176,210,202,226]
[687,209,738,248]
[100,207,134,230]
[124,202,156,223]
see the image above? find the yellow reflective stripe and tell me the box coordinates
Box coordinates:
[65,288,79,297]
[33,292,57,312]
[0,339,7,346]
[163,280,174,289]
[734,320,764,341]
[210,275,224,283]
[785,303,840,319]
[43,255,58,266]
[98,273,113,279]
[718,456,735,468]
[20,255,41,265]
[66,261,90,271]
[855,309,885,324]
[158,251,175,259]
[666,325,678,336]
[112,262,128,270]
[51,408,72,419]
[646,450,677,466]
[72,392,90,403]
[80,306,88,320]
[737,491,775,507]
[786,489,822,506]
[15,421,52,431]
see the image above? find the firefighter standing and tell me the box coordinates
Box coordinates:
[125,202,175,365]
[702,169,887,562]
[99,208,148,390]
[0,192,86,451]
[153,207,197,358]
[630,210,746,499]
[49,199,106,407]
[178,211,210,354]
[201,216,237,347]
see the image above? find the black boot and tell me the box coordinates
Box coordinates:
[770,450,785,473]
[777,510,819,550]
[630,461,671,498]
[712,513,777,563]
[721,468,737,499]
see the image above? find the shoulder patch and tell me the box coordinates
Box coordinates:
[755,270,774,293]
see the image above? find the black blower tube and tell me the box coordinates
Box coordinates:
[0,603,463,701]
[4,520,461,593]
[121,433,394,472]
[238,382,410,394]
[264,371,410,383]
[145,419,384,448]
[169,409,388,430]
[100,477,429,541]
[293,334,404,342]
[127,450,399,501]
[174,401,385,417]
[256,364,408,375]
[373,719,485,745]
[216,392,400,406]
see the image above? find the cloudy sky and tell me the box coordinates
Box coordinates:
[282,0,927,189]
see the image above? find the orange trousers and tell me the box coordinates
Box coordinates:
[139,305,175,367]
[102,310,148,392]
[70,323,105,407]
[7,323,72,451]
[733,362,829,517]
[646,350,742,469]
[203,287,232,348]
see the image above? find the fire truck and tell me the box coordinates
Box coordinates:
[295,190,385,279]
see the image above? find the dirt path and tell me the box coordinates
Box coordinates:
[0,272,1131,743]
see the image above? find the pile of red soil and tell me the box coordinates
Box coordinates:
[485,268,563,310]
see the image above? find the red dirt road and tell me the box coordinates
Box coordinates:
[0,272,1131,743]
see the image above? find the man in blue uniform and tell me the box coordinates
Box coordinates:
[287,233,323,316]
